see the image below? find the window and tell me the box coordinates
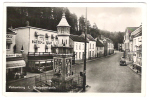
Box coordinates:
[66,39,67,45]
[79,44,81,50]
[62,39,63,44]
[76,44,78,50]
[79,52,81,59]
[61,28,64,33]
[93,44,94,49]
[90,43,91,49]
[76,52,78,59]
[6,44,11,50]
[83,44,84,50]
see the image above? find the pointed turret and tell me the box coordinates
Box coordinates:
[57,8,71,36]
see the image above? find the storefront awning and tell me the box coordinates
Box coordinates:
[6,39,12,44]
[6,60,26,69]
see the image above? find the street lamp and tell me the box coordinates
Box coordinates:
[83,7,87,92]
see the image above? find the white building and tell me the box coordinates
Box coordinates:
[130,25,142,67]
[80,33,96,59]
[69,34,89,60]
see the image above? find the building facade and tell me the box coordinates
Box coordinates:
[95,38,104,58]
[14,26,57,72]
[124,27,138,59]
[130,25,142,68]
[80,33,96,59]
[69,34,89,60]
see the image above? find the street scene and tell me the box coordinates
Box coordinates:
[5,6,142,93]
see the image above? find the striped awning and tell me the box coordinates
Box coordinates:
[6,60,26,69]
[6,39,12,44]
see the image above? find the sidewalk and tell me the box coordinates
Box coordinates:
[74,53,116,65]
[125,58,141,76]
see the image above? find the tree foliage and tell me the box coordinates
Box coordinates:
[7,7,124,49]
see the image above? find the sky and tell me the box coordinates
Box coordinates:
[68,7,142,32]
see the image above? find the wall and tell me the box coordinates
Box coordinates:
[88,41,96,58]
[29,28,58,52]
[15,28,30,62]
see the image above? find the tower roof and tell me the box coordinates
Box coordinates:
[57,8,70,27]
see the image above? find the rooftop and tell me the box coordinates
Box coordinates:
[70,34,89,43]
[14,26,57,33]
[80,33,95,41]
[96,39,104,47]
[57,9,70,27]
[126,27,138,34]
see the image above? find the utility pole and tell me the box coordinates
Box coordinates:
[83,7,87,92]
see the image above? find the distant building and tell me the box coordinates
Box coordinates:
[101,36,114,56]
[95,38,104,57]
[118,43,124,51]
[69,34,89,60]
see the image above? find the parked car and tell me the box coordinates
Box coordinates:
[120,60,127,66]
[120,56,127,66]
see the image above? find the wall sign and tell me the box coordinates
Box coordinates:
[6,35,13,38]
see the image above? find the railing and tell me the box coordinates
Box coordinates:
[28,52,54,56]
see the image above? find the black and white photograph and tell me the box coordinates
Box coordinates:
[3,2,146,95]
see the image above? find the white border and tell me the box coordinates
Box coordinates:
[2,2,147,98]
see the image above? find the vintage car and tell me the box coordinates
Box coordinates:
[120,56,127,66]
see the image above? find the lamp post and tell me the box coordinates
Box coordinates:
[83,7,87,92]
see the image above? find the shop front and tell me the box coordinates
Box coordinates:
[6,58,26,81]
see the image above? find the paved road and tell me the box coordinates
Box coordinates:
[73,51,141,93]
